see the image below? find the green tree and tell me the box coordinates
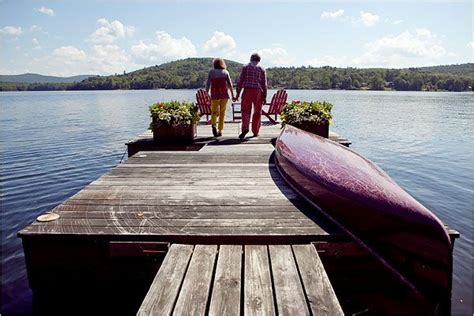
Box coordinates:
[369,76,384,90]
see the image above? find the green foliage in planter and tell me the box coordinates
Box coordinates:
[280,100,333,126]
[149,100,200,130]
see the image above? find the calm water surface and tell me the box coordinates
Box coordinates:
[1,90,473,315]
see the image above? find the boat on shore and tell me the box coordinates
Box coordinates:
[275,124,455,314]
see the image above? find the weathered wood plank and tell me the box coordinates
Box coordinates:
[73,186,296,196]
[52,204,310,214]
[21,222,327,235]
[120,163,275,168]
[20,225,328,236]
[200,144,274,154]
[31,218,319,228]
[54,211,309,220]
[61,198,300,207]
[269,245,310,316]
[292,244,344,315]
[70,191,297,201]
[126,152,269,156]
[209,245,242,316]
[137,244,193,316]
[244,245,275,316]
[106,166,278,176]
[124,156,273,164]
[173,245,217,315]
[90,178,287,186]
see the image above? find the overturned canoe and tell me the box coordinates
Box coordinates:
[275,124,453,307]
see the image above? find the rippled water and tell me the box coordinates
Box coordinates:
[1,90,472,315]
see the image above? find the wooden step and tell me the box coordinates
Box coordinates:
[137,243,343,316]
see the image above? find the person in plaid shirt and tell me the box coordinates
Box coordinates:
[234,53,267,139]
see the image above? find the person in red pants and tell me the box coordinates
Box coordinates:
[234,53,267,139]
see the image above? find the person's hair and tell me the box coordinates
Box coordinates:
[250,53,261,62]
[213,58,226,70]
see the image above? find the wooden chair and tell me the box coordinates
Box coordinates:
[262,89,288,124]
[231,102,242,122]
[195,89,212,123]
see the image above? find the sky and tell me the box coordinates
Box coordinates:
[0,0,473,76]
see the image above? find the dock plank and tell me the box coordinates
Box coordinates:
[209,245,242,316]
[244,245,275,316]
[31,218,320,228]
[269,245,310,315]
[90,178,287,186]
[59,198,300,207]
[137,244,193,316]
[20,225,327,237]
[292,244,344,315]
[172,245,217,316]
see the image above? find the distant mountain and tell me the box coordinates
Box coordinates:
[0,73,96,84]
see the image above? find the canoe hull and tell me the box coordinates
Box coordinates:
[275,125,453,311]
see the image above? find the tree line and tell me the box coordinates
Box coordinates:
[1,58,472,92]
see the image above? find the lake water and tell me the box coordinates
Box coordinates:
[1,90,473,315]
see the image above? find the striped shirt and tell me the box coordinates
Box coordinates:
[236,62,267,96]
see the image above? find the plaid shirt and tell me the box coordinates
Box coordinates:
[236,62,267,96]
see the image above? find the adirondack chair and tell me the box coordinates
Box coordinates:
[195,89,212,123]
[262,89,288,124]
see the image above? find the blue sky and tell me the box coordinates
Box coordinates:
[0,0,472,76]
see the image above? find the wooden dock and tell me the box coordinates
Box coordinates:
[18,122,349,315]
[20,123,345,243]
[18,122,457,315]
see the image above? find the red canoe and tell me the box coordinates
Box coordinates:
[275,124,453,303]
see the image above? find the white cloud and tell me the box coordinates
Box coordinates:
[29,25,42,32]
[354,29,449,67]
[37,6,55,17]
[203,31,236,55]
[0,26,23,36]
[467,41,474,48]
[131,31,196,65]
[392,20,404,25]
[89,44,136,74]
[321,9,344,19]
[359,11,379,27]
[257,47,294,67]
[53,46,87,62]
[90,18,135,44]
[39,44,138,76]
[32,38,41,49]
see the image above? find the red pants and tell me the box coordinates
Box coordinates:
[241,88,263,135]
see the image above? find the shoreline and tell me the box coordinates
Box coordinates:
[1,88,473,93]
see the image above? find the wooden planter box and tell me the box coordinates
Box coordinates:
[152,122,197,143]
[291,121,329,138]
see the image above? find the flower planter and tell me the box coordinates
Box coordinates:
[281,100,333,139]
[152,121,197,143]
[291,121,329,138]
